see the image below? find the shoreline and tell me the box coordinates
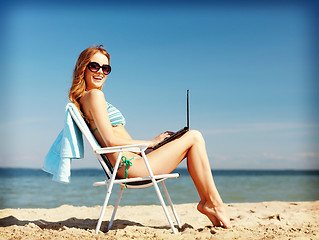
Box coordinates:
[1,201,318,239]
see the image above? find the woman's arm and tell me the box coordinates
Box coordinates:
[83,89,169,148]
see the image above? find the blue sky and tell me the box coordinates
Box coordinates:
[1,1,318,170]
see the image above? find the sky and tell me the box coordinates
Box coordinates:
[0,0,318,170]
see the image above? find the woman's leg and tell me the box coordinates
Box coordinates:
[128,130,231,228]
[185,131,224,227]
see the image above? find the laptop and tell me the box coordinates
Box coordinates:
[153,89,190,150]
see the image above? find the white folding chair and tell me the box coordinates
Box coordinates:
[67,103,182,234]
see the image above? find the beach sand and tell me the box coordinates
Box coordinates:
[0,201,318,239]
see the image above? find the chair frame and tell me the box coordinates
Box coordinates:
[68,103,182,234]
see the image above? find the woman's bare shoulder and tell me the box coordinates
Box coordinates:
[80,90,107,115]
[83,89,107,104]
[86,89,105,98]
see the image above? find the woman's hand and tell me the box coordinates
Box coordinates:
[150,131,174,148]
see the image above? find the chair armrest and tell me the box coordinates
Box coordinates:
[95,143,149,154]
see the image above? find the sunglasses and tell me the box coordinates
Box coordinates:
[87,62,111,75]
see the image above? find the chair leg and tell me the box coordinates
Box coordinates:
[107,185,124,231]
[161,181,182,228]
[95,152,123,234]
[153,179,178,234]
[95,184,113,234]
[140,151,177,234]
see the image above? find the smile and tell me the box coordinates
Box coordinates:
[93,75,104,81]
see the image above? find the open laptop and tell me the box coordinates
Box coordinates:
[153,89,190,150]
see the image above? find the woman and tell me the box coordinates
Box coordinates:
[69,45,231,229]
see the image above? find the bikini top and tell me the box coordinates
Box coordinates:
[107,102,126,126]
[91,102,126,132]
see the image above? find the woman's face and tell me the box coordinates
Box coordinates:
[84,52,109,91]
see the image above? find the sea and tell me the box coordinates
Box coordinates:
[0,168,318,209]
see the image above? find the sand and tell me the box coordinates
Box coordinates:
[0,201,318,240]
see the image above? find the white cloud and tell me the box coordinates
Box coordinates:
[263,152,286,161]
[297,152,319,158]
[210,151,319,170]
[203,122,319,135]
[212,154,232,161]
[261,151,319,169]
[263,152,319,162]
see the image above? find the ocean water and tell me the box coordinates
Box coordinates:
[0,168,318,209]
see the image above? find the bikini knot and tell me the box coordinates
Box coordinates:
[121,156,133,188]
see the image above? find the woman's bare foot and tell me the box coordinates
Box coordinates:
[197,200,231,229]
[197,200,221,227]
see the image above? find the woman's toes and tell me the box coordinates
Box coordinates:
[197,201,222,227]
[203,202,231,229]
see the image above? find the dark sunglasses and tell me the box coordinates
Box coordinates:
[87,62,111,75]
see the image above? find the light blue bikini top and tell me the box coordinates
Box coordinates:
[107,102,126,126]
[91,102,126,133]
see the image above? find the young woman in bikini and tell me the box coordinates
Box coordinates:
[69,45,231,229]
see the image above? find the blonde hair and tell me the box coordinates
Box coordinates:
[68,45,110,116]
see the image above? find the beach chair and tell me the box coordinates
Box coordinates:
[67,103,182,234]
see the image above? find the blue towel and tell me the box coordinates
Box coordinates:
[42,103,84,183]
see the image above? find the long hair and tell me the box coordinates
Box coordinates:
[68,45,110,116]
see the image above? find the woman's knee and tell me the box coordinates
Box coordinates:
[187,130,205,144]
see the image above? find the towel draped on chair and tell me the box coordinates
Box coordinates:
[42,103,84,183]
